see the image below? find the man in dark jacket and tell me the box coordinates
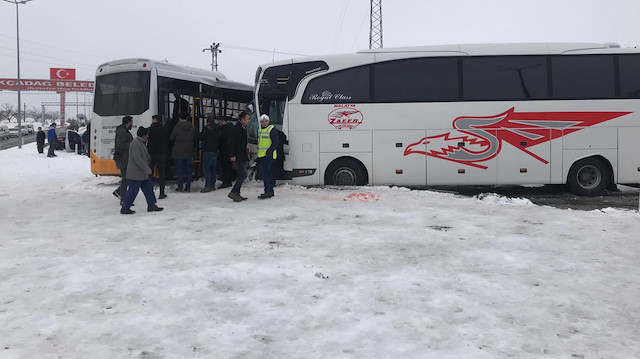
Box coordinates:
[113,116,133,202]
[120,126,163,215]
[36,127,45,154]
[199,117,221,192]
[272,128,287,180]
[218,116,234,189]
[172,92,190,120]
[147,115,169,199]
[170,113,196,192]
[47,123,57,158]
[227,111,251,202]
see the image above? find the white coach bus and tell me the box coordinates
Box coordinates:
[253,43,640,195]
[91,58,253,176]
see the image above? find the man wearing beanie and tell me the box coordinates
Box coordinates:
[120,126,163,214]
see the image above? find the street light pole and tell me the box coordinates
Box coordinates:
[2,0,34,149]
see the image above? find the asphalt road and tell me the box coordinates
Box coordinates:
[429,184,640,211]
[0,133,38,150]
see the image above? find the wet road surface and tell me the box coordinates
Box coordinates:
[429,184,640,211]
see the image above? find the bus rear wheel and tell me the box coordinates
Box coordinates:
[325,158,368,186]
[567,157,610,196]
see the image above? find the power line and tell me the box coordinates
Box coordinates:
[332,0,350,51]
[0,45,98,69]
[352,12,369,50]
[221,44,311,57]
[0,33,111,61]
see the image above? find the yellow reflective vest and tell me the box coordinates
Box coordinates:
[257,125,277,159]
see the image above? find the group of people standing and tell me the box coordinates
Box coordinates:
[36,122,91,157]
[112,110,280,214]
[36,123,58,157]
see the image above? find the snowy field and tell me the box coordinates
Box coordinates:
[1,143,640,359]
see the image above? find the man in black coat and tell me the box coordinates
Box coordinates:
[272,127,287,181]
[227,111,250,202]
[36,127,45,154]
[113,116,133,203]
[218,116,234,189]
[147,115,169,199]
[199,117,221,192]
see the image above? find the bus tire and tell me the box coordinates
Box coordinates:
[567,157,610,196]
[325,158,368,186]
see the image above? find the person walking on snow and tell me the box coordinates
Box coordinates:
[120,126,164,215]
[256,114,279,199]
[227,111,251,202]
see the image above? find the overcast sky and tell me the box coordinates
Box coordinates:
[2,0,640,117]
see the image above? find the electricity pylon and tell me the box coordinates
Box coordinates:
[369,0,383,49]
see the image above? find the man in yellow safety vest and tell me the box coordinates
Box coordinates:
[257,114,279,199]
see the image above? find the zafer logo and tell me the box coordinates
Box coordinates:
[328,107,364,129]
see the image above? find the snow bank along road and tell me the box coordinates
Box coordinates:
[1,143,639,358]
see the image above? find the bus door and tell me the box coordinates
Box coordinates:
[280,98,292,180]
[257,96,290,180]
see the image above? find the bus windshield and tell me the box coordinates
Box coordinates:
[94,71,150,116]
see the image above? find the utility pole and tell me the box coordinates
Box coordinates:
[3,0,35,148]
[369,0,383,49]
[202,43,222,71]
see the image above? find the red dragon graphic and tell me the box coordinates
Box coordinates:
[404,108,630,169]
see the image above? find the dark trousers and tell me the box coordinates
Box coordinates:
[47,142,56,157]
[175,159,192,190]
[121,177,156,210]
[149,155,166,188]
[231,161,247,194]
[37,142,44,153]
[118,168,128,198]
[219,151,234,185]
[259,156,274,194]
[202,151,219,188]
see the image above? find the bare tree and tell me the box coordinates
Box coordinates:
[1,103,17,122]
[67,118,79,131]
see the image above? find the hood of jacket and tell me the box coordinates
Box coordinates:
[174,120,193,132]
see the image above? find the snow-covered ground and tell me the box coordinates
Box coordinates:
[1,143,639,359]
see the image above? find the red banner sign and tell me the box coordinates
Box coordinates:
[50,68,76,80]
[0,78,93,92]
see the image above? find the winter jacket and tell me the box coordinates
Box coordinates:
[126,137,152,180]
[228,123,248,163]
[47,128,57,144]
[113,124,133,169]
[147,122,168,157]
[219,122,233,154]
[36,130,46,144]
[199,123,221,153]
[170,120,196,160]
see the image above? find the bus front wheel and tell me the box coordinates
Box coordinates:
[567,157,610,196]
[325,158,368,186]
